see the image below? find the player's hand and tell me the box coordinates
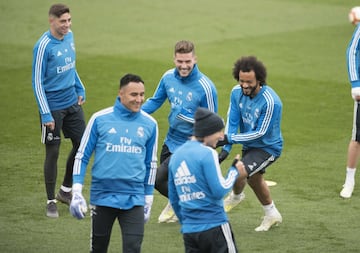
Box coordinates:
[70,185,87,219]
[218,150,229,163]
[351,87,360,101]
[78,96,85,105]
[232,154,245,174]
[144,195,154,223]
[44,122,55,131]
[70,192,87,219]
[216,134,229,148]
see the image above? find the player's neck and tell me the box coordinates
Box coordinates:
[50,29,65,40]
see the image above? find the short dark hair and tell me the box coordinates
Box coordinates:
[49,4,70,18]
[232,56,267,85]
[119,74,144,89]
[174,40,195,54]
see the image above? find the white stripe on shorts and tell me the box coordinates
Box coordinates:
[351,101,359,141]
[221,222,237,253]
[41,124,46,144]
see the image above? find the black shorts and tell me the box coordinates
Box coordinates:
[160,143,172,164]
[351,101,360,142]
[40,103,85,144]
[241,148,277,177]
[183,223,238,253]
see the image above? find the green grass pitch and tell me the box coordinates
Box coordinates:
[1,0,360,252]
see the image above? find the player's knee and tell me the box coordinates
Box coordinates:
[46,144,60,159]
[122,234,143,252]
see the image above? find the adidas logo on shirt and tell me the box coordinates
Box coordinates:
[174,161,196,185]
[174,161,206,202]
[108,127,117,134]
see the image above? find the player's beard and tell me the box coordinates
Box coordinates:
[242,84,260,98]
[54,26,70,38]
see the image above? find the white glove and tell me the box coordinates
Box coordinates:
[351,87,360,100]
[144,195,154,223]
[69,183,87,219]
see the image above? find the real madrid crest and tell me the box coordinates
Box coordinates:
[137,127,144,137]
[186,92,193,101]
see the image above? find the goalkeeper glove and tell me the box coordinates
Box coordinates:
[218,150,229,163]
[144,195,153,223]
[69,183,87,220]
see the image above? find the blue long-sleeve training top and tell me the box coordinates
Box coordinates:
[168,140,239,233]
[32,30,85,124]
[223,85,283,157]
[73,97,158,209]
[142,64,218,153]
[347,23,360,88]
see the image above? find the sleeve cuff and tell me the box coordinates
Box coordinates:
[72,183,83,193]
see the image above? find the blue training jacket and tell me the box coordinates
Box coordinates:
[73,97,158,209]
[347,23,360,88]
[32,30,85,124]
[168,140,239,233]
[142,64,218,153]
[223,85,283,157]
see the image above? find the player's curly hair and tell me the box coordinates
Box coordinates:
[232,56,267,85]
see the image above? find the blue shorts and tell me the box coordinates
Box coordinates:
[40,103,85,144]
